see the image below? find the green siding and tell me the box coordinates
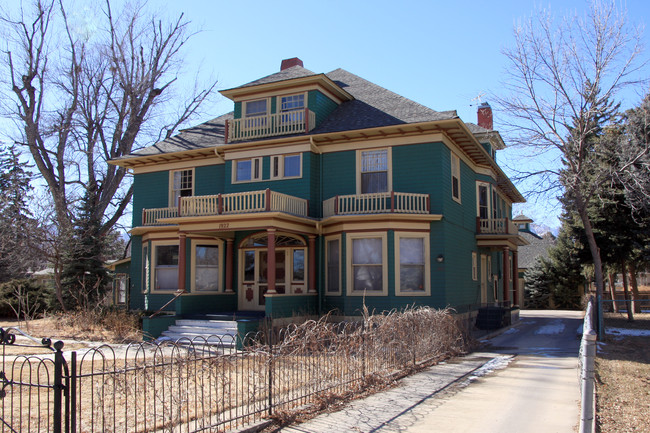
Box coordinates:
[266,295,318,318]
[234,102,242,119]
[308,90,339,128]
[322,151,356,199]
[195,165,224,196]
[175,294,237,315]
[132,171,169,227]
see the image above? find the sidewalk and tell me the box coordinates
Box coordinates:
[280,353,511,433]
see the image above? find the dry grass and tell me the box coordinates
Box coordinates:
[0,309,142,346]
[596,313,650,433]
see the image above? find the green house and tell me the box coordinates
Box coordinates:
[110,57,527,325]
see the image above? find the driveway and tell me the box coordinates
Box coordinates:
[280,310,583,433]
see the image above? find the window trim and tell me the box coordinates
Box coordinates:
[270,153,302,180]
[476,182,491,219]
[325,235,342,296]
[233,157,263,183]
[142,244,150,293]
[356,148,392,195]
[346,231,388,296]
[451,152,461,203]
[395,232,430,296]
[169,168,194,207]
[278,93,306,113]
[243,98,269,118]
[114,273,129,305]
[151,240,180,293]
[190,238,223,293]
[472,251,478,281]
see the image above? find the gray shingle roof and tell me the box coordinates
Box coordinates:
[121,67,459,159]
[518,232,556,269]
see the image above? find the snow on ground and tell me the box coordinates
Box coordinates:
[534,321,566,335]
[460,356,514,387]
[606,327,650,337]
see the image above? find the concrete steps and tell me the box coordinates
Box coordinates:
[159,319,238,347]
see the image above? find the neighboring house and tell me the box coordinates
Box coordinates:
[514,215,556,308]
[110,58,527,322]
[107,258,131,308]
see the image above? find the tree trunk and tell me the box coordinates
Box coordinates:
[608,272,619,313]
[629,262,641,314]
[621,262,634,322]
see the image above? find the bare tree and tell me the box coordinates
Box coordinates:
[497,1,646,331]
[1,0,216,306]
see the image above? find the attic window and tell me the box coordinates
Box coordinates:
[245,99,267,117]
[281,94,304,112]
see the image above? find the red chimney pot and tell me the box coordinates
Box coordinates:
[280,57,304,71]
[477,102,493,130]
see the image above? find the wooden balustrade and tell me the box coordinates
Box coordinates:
[476,217,517,234]
[226,109,317,142]
[322,192,430,218]
[142,207,178,226]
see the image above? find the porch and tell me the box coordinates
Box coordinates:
[225,109,317,143]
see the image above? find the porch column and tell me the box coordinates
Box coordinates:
[502,247,510,304]
[267,229,276,294]
[225,239,234,293]
[178,233,187,293]
[512,250,519,306]
[308,235,317,293]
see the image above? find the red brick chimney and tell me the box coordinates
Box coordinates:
[280,57,304,71]
[477,102,493,130]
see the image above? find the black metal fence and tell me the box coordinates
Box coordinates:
[1,307,468,433]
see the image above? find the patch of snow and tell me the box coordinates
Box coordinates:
[606,327,650,337]
[534,322,566,335]
[460,356,513,387]
[502,327,519,336]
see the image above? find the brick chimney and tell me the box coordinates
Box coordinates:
[477,102,493,130]
[280,57,304,71]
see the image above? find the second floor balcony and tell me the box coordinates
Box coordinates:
[476,217,519,235]
[142,189,308,226]
[323,192,430,218]
[225,109,317,143]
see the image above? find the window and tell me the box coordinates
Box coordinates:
[234,157,262,182]
[347,232,387,295]
[245,99,267,117]
[170,169,193,206]
[114,274,128,305]
[326,237,341,294]
[477,184,489,219]
[142,244,149,293]
[292,249,305,282]
[271,154,302,179]
[492,189,499,219]
[472,252,478,281]
[359,149,390,194]
[451,153,461,202]
[280,94,305,124]
[153,244,179,291]
[395,233,430,296]
[192,241,220,292]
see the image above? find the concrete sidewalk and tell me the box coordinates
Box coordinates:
[280,354,511,433]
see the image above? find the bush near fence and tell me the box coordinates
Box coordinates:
[1,306,470,433]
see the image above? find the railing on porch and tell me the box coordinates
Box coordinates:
[476,217,518,235]
[322,192,430,218]
[226,109,317,142]
[142,189,308,225]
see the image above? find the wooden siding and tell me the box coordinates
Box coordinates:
[133,171,169,227]
[308,90,338,128]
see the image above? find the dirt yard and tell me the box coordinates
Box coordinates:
[596,313,650,432]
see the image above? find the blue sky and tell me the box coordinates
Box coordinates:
[154,0,649,231]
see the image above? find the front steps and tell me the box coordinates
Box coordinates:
[159,319,238,347]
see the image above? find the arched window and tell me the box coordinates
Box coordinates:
[239,232,306,248]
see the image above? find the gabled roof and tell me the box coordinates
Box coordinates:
[518,232,556,269]
[233,65,319,88]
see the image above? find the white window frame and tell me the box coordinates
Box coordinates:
[270,154,302,179]
[476,182,491,219]
[451,152,461,203]
[142,244,150,293]
[346,232,388,296]
[395,232,430,296]
[233,157,263,183]
[114,274,128,305]
[151,241,180,293]
[356,148,392,195]
[244,98,268,118]
[169,168,194,207]
[325,235,342,295]
[190,239,223,293]
[472,252,478,281]
[279,93,305,113]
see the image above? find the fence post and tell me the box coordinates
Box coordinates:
[53,341,65,433]
[267,321,273,417]
[580,330,597,433]
[70,351,76,433]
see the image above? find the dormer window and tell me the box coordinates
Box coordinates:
[281,94,304,112]
[245,99,267,117]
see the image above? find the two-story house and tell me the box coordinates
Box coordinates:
[110,58,527,327]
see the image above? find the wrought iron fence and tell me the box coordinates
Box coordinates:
[0,307,468,433]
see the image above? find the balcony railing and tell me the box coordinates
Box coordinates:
[476,217,518,235]
[226,109,317,142]
[142,189,308,225]
[323,192,430,218]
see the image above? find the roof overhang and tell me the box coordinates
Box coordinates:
[220,74,354,103]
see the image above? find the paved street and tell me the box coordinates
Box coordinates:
[280,310,583,433]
